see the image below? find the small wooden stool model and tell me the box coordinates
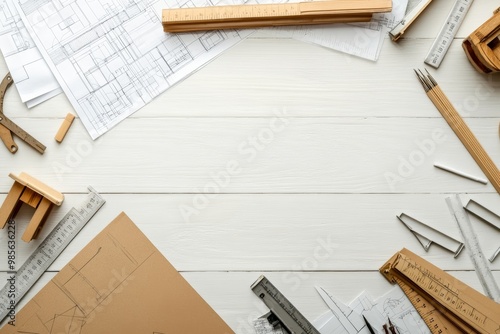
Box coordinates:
[463,8,500,74]
[0,172,64,242]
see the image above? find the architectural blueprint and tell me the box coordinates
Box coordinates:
[0,0,61,107]
[374,286,431,334]
[313,286,430,334]
[15,0,252,139]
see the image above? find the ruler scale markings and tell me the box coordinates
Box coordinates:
[0,187,105,323]
[251,275,320,334]
[425,0,473,68]
[381,248,500,334]
[162,0,391,32]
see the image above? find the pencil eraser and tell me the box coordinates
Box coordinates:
[55,113,76,143]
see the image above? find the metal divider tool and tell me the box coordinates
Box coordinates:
[397,213,464,257]
[0,187,105,323]
[424,0,474,68]
[446,194,500,302]
[251,275,320,334]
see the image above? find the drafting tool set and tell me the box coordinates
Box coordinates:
[162,0,392,32]
[415,70,500,195]
[0,187,105,323]
[380,248,500,334]
[0,73,45,154]
[463,8,500,73]
[251,275,320,334]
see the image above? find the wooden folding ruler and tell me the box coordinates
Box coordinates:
[162,0,392,33]
[0,72,45,154]
[380,248,500,334]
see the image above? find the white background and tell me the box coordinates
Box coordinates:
[1,0,500,332]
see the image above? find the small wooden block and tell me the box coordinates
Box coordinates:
[22,197,53,242]
[0,181,25,228]
[19,187,43,208]
[55,113,75,143]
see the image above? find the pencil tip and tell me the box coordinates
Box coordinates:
[414,69,430,92]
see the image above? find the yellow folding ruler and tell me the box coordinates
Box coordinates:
[162,0,392,32]
[380,248,500,334]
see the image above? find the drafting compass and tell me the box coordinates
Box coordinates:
[0,72,45,154]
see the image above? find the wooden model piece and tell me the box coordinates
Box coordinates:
[380,248,500,334]
[162,0,392,33]
[463,8,500,73]
[54,113,75,143]
[0,172,64,242]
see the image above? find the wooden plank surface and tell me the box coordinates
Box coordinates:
[1,0,499,332]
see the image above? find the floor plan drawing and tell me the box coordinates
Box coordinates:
[16,0,252,139]
[0,0,61,107]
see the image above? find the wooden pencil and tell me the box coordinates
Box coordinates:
[415,70,500,195]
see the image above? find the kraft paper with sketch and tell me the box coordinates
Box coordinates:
[0,212,234,334]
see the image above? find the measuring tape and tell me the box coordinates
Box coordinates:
[0,187,105,322]
[251,275,320,334]
[381,248,500,334]
[424,0,473,68]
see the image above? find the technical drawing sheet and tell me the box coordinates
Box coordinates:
[313,287,372,334]
[262,0,408,61]
[15,0,252,139]
[0,0,61,107]
[374,286,431,334]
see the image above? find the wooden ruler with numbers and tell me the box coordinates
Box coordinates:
[380,248,500,334]
[162,0,392,32]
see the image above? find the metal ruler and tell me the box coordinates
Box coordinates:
[381,248,500,334]
[251,275,320,334]
[424,0,474,68]
[0,187,105,322]
[446,194,500,302]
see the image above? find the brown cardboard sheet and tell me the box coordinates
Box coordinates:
[0,212,234,334]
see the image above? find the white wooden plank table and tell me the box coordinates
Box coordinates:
[1,1,500,332]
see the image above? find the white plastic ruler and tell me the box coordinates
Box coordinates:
[424,0,474,68]
[0,187,105,322]
[445,194,500,302]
